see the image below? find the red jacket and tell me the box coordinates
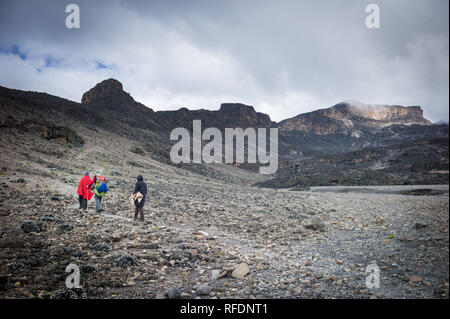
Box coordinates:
[77,175,94,200]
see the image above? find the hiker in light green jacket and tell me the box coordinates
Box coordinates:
[90,169,108,213]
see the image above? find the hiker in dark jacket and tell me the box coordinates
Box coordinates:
[133,175,147,221]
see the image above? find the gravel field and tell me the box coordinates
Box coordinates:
[0,129,448,299]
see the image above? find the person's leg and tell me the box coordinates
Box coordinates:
[95,194,101,213]
[139,207,144,221]
[82,198,87,210]
[134,207,138,220]
[78,195,83,209]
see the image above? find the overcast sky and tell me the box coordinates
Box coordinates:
[0,0,448,122]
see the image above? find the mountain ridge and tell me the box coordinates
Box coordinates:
[1,78,448,184]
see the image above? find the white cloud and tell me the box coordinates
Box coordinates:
[0,0,448,122]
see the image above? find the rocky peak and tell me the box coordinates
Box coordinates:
[331,101,429,123]
[81,78,132,104]
[278,101,432,135]
[218,103,273,127]
[219,103,256,114]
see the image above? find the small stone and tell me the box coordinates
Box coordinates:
[375,217,384,225]
[113,254,139,268]
[231,263,250,279]
[211,270,221,280]
[414,223,427,230]
[167,287,181,299]
[196,285,211,295]
[409,275,423,283]
[93,242,111,252]
[293,286,303,295]
[59,224,74,232]
[20,220,40,233]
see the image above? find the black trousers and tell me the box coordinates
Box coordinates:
[78,195,87,210]
[134,206,144,221]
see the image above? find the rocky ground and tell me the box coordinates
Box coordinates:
[0,128,448,299]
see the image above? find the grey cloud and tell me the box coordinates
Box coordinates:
[0,0,448,122]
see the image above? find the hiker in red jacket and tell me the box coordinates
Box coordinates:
[77,172,93,210]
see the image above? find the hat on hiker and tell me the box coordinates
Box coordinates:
[97,169,103,175]
[84,171,89,176]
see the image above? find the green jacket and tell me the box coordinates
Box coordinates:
[93,180,107,197]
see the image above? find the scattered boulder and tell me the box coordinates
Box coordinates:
[40,214,62,223]
[93,242,111,252]
[409,275,423,283]
[50,288,87,299]
[113,254,139,268]
[211,269,221,280]
[20,220,40,233]
[166,287,181,299]
[81,264,98,274]
[7,261,28,273]
[293,286,303,295]
[303,218,326,232]
[59,224,74,232]
[414,223,427,230]
[231,263,250,279]
[195,284,211,295]
[130,146,145,155]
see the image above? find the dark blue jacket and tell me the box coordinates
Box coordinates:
[133,175,147,208]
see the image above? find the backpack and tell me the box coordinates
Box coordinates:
[95,175,108,194]
[97,181,108,194]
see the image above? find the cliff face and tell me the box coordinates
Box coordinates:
[81,80,274,131]
[278,101,432,135]
[81,78,153,112]
[80,78,168,132]
[157,103,275,130]
[81,78,127,104]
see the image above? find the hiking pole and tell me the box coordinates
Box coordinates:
[86,185,89,210]
[84,185,88,210]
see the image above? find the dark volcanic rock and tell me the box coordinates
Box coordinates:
[17,120,84,146]
[130,146,145,155]
[59,224,74,232]
[50,288,87,299]
[166,287,181,299]
[113,254,139,268]
[195,284,212,295]
[92,242,111,251]
[20,220,40,233]
[40,214,62,223]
